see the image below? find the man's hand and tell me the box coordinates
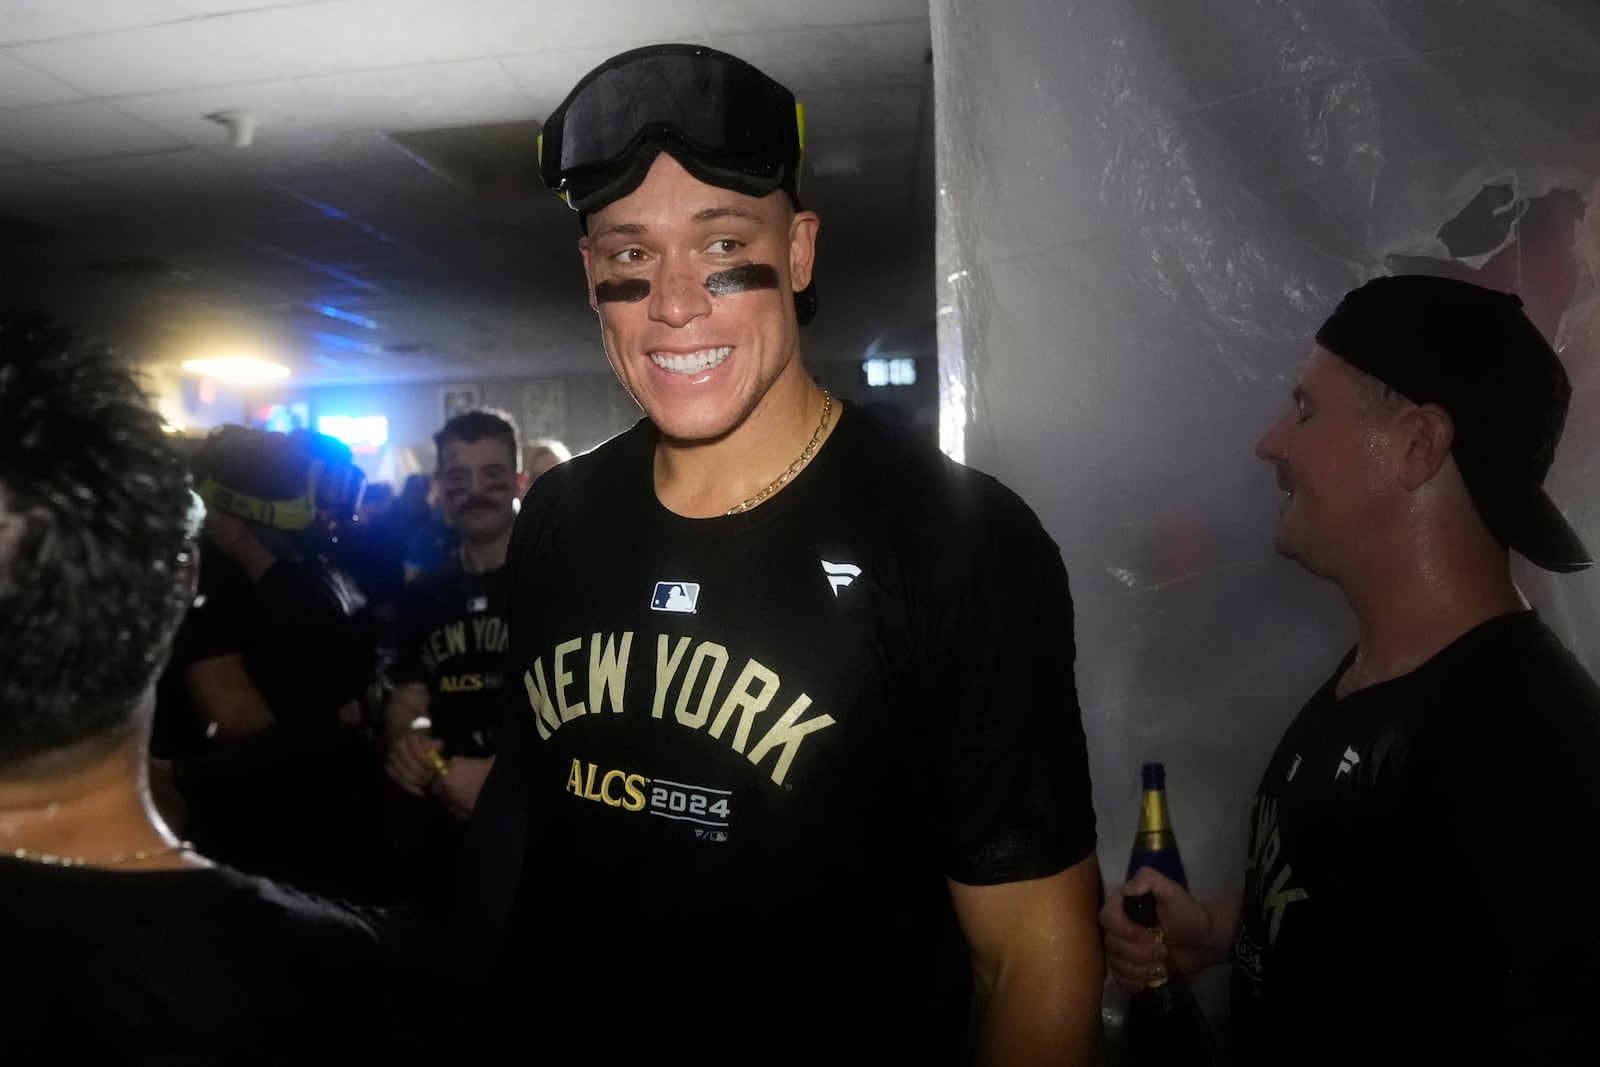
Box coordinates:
[385,728,444,797]
[430,755,494,820]
[1099,867,1238,992]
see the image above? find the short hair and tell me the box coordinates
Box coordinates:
[1351,370,1408,419]
[0,315,197,769]
[361,481,395,509]
[433,408,520,469]
[524,438,573,465]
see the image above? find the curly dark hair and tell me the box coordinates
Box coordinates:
[0,314,197,769]
[433,407,520,467]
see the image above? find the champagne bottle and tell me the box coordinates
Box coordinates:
[1126,761,1188,886]
[1119,762,1217,1067]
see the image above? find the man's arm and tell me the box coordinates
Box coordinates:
[950,851,1105,1067]
[182,652,275,740]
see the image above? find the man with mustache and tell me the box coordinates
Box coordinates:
[383,407,542,917]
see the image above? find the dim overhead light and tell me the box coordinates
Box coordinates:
[180,357,291,382]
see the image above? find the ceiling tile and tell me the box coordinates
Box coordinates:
[0,101,189,162]
[701,0,930,34]
[0,162,111,206]
[718,22,932,90]
[0,1,310,45]
[8,21,280,97]
[208,0,486,76]
[109,79,333,145]
[292,60,533,132]
[58,146,262,196]
[0,51,86,107]
[453,0,710,54]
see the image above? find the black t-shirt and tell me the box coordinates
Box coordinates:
[0,857,455,1063]
[464,401,1097,1064]
[151,548,254,760]
[1230,610,1600,1066]
[390,556,509,758]
[153,546,374,758]
[155,545,397,903]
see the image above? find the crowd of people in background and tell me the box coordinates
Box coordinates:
[136,408,570,917]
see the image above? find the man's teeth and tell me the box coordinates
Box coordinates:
[651,346,730,374]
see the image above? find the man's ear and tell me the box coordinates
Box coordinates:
[578,237,598,311]
[788,211,820,293]
[1399,403,1454,491]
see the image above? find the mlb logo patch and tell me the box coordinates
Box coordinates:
[651,581,700,613]
[466,595,489,614]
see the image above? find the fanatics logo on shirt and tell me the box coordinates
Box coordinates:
[650,581,700,613]
[821,559,861,595]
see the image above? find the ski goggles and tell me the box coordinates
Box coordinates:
[538,44,805,214]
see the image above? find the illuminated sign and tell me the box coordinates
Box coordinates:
[863,357,917,387]
[318,414,389,454]
[254,402,309,433]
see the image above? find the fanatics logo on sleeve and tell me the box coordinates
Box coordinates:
[650,581,700,613]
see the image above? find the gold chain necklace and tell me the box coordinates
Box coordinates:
[8,841,193,868]
[725,390,832,515]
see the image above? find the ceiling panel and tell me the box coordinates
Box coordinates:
[0,99,189,161]
[0,1,311,44]
[0,50,84,105]
[7,20,281,96]
[0,0,937,385]
[700,0,930,33]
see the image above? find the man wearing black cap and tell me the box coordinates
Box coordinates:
[460,44,1103,1065]
[1100,274,1600,1064]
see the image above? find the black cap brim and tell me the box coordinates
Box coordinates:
[1469,479,1593,573]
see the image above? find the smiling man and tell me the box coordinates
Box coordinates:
[459,44,1104,1065]
[1100,275,1600,1065]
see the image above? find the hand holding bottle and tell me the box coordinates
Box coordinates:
[1100,869,1238,993]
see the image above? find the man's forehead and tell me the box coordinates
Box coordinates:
[1300,345,1354,385]
[439,438,514,468]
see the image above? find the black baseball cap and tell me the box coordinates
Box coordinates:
[1315,274,1591,572]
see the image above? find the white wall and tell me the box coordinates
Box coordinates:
[931,0,1600,1044]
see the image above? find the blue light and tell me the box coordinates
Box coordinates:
[312,304,379,330]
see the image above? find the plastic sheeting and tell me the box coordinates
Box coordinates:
[931,0,1600,1044]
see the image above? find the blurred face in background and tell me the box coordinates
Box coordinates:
[435,436,519,545]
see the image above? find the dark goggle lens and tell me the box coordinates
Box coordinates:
[540,45,802,209]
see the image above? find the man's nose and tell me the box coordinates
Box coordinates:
[1254,412,1291,463]
[650,254,712,327]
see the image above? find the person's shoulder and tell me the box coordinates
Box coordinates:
[1411,611,1600,760]
[1448,611,1600,701]
[518,419,651,520]
[834,402,1052,540]
[203,864,398,939]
